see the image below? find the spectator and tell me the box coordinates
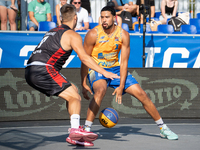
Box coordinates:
[159,0,178,24]
[136,0,155,24]
[70,0,89,31]
[98,1,122,27]
[56,0,68,26]
[112,0,137,16]
[81,0,91,16]
[0,0,18,30]
[10,0,18,11]
[28,0,52,31]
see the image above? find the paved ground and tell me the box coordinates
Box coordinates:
[0,119,200,150]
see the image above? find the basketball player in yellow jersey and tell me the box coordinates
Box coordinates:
[89,21,122,68]
[80,6,178,146]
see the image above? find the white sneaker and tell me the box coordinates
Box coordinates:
[160,124,178,140]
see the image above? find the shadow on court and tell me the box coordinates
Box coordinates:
[0,119,200,150]
[93,126,160,141]
[0,130,66,150]
[0,125,160,150]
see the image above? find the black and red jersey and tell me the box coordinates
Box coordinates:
[27,24,73,71]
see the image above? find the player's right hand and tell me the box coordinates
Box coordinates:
[103,72,120,80]
[112,86,123,104]
[82,84,93,100]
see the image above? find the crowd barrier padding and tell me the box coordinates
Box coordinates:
[0,31,200,68]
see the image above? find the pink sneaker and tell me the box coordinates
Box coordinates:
[69,126,98,142]
[66,137,76,145]
[66,137,94,146]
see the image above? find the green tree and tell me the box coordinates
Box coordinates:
[189,0,195,18]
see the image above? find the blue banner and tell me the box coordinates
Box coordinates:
[0,32,200,68]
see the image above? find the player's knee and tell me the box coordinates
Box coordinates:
[93,88,106,104]
[137,90,149,103]
[94,87,106,97]
[73,94,81,102]
[59,90,81,102]
[67,95,81,104]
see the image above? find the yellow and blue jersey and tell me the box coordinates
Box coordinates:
[88,25,138,92]
[91,25,122,68]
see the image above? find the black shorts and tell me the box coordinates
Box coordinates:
[25,65,71,97]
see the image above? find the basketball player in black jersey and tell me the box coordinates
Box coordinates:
[25,4,119,146]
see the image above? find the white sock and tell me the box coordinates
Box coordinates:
[84,120,93,131]
[155,118,164,129]
[70,114,80,129]
[85,120,93,127]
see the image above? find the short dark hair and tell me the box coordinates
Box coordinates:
[60,4,76,22]
[107,1,115,8]
[101,6,116,16]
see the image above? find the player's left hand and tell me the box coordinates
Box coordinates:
[112,87,123,104]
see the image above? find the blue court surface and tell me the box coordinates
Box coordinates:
[0,118,200,150]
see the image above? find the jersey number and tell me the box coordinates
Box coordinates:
[37,36,49,49]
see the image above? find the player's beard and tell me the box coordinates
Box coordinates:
[102,22,114,30]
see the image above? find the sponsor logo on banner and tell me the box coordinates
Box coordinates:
[17,46,200,68]
[112,71,199,115]
[0,70,199,118]
[0,46,197,68]
[145,47,200,68]
[0,71,67,117]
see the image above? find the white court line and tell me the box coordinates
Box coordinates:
[0,123,200,130]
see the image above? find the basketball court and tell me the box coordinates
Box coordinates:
[0,118,200,150]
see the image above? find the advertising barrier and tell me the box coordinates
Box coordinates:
[0,31,200,68]
[0,68,199,121]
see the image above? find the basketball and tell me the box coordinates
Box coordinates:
[99,107,119,128]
